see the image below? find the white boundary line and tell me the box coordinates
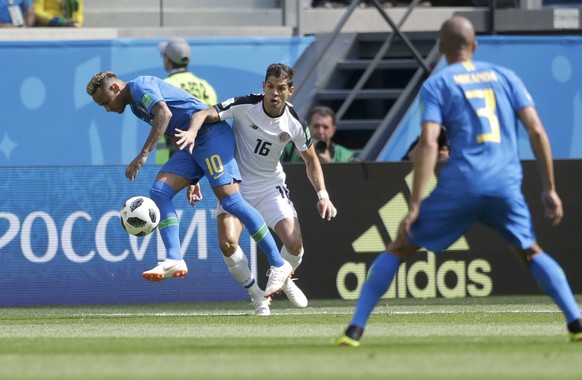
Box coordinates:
[65,308,563,318]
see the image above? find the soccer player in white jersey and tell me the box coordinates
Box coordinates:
[176,63,337,315]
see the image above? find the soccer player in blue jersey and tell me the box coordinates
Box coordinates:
[86,72,292,297]
[334,16,582,346]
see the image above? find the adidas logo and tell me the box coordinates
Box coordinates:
[339,171,492,300]
[352,171,469,253]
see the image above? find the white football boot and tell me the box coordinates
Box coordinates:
[282,278,308,308]
[253,296,272,316]
[142,259,188,281]
[264,260,293,297]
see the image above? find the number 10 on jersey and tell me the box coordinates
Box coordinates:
[205,155,224,177]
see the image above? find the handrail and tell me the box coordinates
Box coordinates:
[358,43,441,160]
[368,0,431,73]
[294,0,431,96]
[335,0,426,121]
[292,0,363,96]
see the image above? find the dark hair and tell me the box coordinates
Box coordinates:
[437,127,449,148]
[168,61,188,70]
[265,63,294,87]
[402,126,450,161]
[309,105,336,126]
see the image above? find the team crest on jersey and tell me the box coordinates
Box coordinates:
[141,93,154,108]
[278,132,291,143]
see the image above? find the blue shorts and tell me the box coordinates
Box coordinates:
[159,122,241,188]
[409,187,536,252]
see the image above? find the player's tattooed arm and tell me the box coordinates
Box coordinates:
[147,101,172,153]
[126,101,171,180]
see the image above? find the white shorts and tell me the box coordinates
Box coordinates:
[217,184,298,229]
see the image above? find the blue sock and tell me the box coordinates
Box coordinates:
[149,181,182,261]
[529,252,581,323]
[350,252,401,329]
[220,192,283,267]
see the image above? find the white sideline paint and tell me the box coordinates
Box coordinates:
[67,308,562,318]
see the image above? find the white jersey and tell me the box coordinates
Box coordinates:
[215,94,310,200]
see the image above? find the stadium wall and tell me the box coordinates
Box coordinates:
[1,36,582,166]
[0,37,314,166]
[1,161,581,306]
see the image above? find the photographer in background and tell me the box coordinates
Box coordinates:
[281,105,355,163]
[402,125,450,162]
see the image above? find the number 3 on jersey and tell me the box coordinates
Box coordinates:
[465,88,501,143]
[205,155,225,179]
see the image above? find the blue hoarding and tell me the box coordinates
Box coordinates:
[0,166,257,306]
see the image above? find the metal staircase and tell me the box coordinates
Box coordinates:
[291,0,441,160]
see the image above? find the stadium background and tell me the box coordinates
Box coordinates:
[2,20,582,306]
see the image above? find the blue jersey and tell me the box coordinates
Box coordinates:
[127,76,240,188]
[420,60,535,195]
[128,76,208,138]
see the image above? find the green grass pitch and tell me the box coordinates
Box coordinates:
[1,295,581,380]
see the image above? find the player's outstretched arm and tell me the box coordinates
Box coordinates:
[176,107,221,154]
[299,146,337,221]
[518,106,563,225]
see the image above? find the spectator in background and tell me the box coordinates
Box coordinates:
[156,37,218,164]
[33,0,82,27]
[402,126,450,161]
[158,37,218,106]
[0,0,34,27]
[281,105,355,163]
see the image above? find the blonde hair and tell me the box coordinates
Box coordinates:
[86,71,118,96]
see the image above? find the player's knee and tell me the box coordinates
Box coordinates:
[219,240,238,257]
[149,180,176,203]
[387,240,416,261]
[275,222,302,251]
[513,244,542,263]
[284,240,303,255]
[219,192,241,208]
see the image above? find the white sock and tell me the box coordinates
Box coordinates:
[281,246,303,272]
[223,246,263,301]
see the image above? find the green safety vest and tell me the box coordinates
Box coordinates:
[156,71,218,165]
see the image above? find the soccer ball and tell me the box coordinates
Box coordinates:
[120,196,160,236]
